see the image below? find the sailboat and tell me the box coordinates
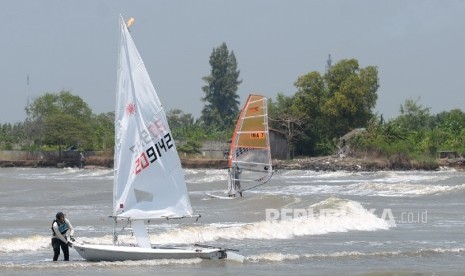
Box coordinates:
[207,94,273,199]
[73,15,240,261]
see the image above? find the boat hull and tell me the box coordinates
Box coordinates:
[73,243,227,261]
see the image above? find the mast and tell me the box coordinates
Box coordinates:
[326,54,332,72]
[26,74,30,107]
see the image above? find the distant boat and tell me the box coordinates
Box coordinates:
[207,94,273,199]
[72,15,242,262]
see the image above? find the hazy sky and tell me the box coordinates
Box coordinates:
[2,0,465,124]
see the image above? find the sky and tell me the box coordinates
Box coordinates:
[1,0,465,124]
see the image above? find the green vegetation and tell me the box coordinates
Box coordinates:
[269,59,379,157]
[1,47,464,162]
[201,42,242,130]
[351,101,465,161]
[167,109,230,155]
[1,91,115,158]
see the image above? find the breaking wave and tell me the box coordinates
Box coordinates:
[0,198,389,253]
[247,247,465,262]
[261,182,465,197]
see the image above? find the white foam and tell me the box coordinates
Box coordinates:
[0,258,202,269]
[14,168,114,181]
[247,252,300,262]
[260,181,465,197]
[185,169,228,184]
[370,171,451,184]
[149,198,390,244]
[247,247,465,262]
[346,182,465,197]
[8,199,384,249]
[0,235,51,253]
[278,170,355,180]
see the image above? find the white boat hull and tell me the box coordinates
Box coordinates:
[73,243,229,261]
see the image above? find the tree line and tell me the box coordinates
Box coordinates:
[2,42,465,161]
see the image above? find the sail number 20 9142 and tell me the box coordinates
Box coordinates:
[135,133,174,175]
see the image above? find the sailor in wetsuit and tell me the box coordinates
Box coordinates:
[51,212,75,261]
[232,163,242,197]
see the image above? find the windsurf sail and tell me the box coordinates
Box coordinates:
[227,94,273,196]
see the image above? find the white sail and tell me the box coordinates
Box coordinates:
[73,16,240,261]
[114,15,192,219]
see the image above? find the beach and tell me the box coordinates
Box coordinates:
[2,154,465,172]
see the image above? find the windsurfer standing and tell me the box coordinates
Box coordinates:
[231,163,242,197]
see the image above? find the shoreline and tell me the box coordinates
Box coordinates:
[1,156,464,171]
[273,156,465,171]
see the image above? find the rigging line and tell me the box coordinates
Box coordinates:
[240,177,273,192]
[235,161,272,167]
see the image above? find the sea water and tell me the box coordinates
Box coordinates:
[1,167,465,275]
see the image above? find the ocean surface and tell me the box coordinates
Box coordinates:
[1,167,465,275]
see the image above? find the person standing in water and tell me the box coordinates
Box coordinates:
[79,152,85,169]
[228,163,242,197]
[51,212,75,261]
